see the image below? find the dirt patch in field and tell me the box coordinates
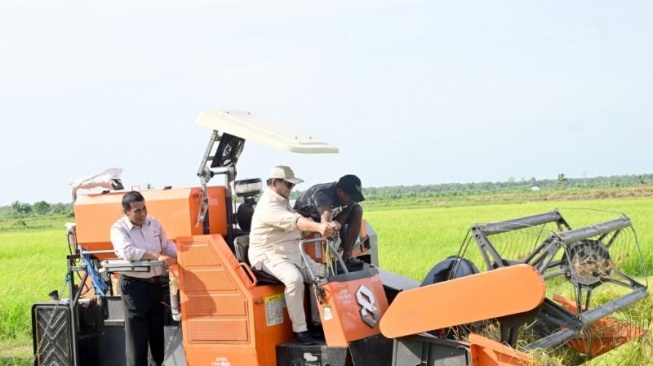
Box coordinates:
[0,345,31,366]
[366,186,653,208]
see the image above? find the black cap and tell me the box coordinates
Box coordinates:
[336,175,365,202]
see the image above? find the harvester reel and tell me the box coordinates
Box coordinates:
[565,239,613,288]
[459,210,648,360]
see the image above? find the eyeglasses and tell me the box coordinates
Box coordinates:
[280,180,295,189]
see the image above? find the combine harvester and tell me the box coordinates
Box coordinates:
[32,110,649,366]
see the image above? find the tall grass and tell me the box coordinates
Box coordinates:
[366,197,653,366]
[0,229,69,347]
[1,198,652,365]
[366,197,653,282]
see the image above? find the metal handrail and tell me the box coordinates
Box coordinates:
[298,236,349,281]
[100,259,166,273]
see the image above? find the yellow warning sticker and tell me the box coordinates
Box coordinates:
[264,294,285,326]
[264,294,284,303]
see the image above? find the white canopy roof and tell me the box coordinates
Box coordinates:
[195,109,339,154]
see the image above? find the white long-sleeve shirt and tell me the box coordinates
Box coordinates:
[110,216,177,278]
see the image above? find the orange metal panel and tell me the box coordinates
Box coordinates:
[301,231,370,264]
[74,191,124,258]
[301,233,327,263]
[178,234,293,366]
[185,294,247,317]
[74,186,227,260]
[251,286,293,365]
[380,264,546,339]
[317,271,389,347]
[206,186,229,237]
[188,319,249,342]
[141,188,204,237]
[178,239,222,266]
[184,346,261,366]
[469,333,531,366]
[181,268,239,292]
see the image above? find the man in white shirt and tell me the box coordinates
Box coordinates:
[249,166,339,345]
[110,191,177,366]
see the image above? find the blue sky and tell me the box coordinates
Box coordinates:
[1,1,652,205]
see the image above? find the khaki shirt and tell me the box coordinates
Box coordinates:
[249,189,304,267]
[110,216,177,278]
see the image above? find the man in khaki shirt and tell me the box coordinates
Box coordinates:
[249,166,339,345]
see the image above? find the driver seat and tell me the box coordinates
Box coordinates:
[233,235,282,285]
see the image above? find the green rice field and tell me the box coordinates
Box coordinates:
[1,197,652,365]
[367,198,653,281]
[0,224,69,365]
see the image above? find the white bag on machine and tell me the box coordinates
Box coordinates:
[71,168,124,201]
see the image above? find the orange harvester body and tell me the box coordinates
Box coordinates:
[69,186,543,366]
[31,110,647,366]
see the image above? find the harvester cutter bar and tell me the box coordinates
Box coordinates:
[580,287,648,324]
[521,287,648,351]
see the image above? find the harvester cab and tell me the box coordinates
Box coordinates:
[31,110,648,366]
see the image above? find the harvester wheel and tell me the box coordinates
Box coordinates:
[420,255,479,286]
[420,256,483,339]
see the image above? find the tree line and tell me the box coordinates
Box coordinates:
[0,201,73,217]
[294,173,653,201]
[2,173,651,218]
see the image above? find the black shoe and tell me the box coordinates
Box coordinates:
[309,324,325,340]
[345,256,364,266]
[294,331,316,345]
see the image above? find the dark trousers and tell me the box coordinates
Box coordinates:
[333,204,363,259]
[120,275,165,366]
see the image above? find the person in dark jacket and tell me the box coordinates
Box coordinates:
[294,174,365,266]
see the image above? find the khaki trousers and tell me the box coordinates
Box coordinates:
[261,258,320,333]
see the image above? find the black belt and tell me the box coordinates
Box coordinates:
[124,275,161,284]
